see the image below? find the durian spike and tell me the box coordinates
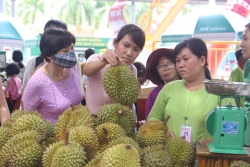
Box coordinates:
[118,110,123,115]
[38,137,46,144]
[70,104,75,111]
[102,127,108,134]
[64,130,69,145]
[163,115,171,125]
[181,159,185,167]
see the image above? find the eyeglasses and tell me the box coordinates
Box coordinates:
[156,63,175,71]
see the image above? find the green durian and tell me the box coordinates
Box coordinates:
[0,131,44,167]
[106,136,140,150]
[166,137,195,166]
[85,152,103,167]
[68,125,99,162]
[103,64,140,106]
[140,144,173,167]
[136,117,170,148]
[45,120,55,137]
[43,131,86,167]
[55,105,94,140]
[100,144,141,167]
[11,110,43,122]
[96,123,127,151]
[42,141,64,167]
[0,127,11,150]
[230,160,250,167]
[97,103,136,137]
[11,114,48,138]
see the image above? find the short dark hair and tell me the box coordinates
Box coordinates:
[12,50,24,68]
[115,24,145,50]
[235,49,242,61]
[174,37,211,80]
[5,63,20,76]
[12,50,23,62]
[40,28,75,62]
[85,48,95,60]
[133,61,146,78]
[44,19,67,31]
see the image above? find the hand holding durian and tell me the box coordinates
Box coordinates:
[98,49,121,66]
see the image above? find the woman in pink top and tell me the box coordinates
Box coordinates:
[22,29,83,124]
[0,79,10,124]
[3,63,22,113]
[83,24,146,116]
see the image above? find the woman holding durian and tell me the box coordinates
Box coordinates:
[83,24,146,116]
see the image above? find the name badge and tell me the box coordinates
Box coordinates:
[181,124,192,142]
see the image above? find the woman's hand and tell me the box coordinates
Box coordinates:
[167,131,175,138]
[199,139,213,145]
[98,50,120,66]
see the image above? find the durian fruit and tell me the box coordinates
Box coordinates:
[140,144,173,167]
[85,152,103,167]
[46,120,55,137]
[0,127,11,150]
[103,64,140,106]
[96,123,127,151]
[1,119,12,129]
[11,114,48,138]
[106,136,140,150]
[55,105,95,140]
[68,125,99,162]
[11,110,43,122]
[97,103,136,137]
[44,120,56,146]
[166,137,195,166]
[42,131,86,167]
[42,141,64,167]
[136,116,170,148]
[230,160,250,167]
[100,144,141,167]
[0,131,44,167]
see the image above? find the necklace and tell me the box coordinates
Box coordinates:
[46,64,58,112]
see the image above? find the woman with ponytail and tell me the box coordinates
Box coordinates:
[148,38,226,144]
[12,50,25,81]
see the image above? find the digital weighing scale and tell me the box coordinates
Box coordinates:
[204,81,250,155]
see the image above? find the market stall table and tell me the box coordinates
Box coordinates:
[196,144,250,167]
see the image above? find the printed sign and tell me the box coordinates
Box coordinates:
[222,121,238,134]
[108,0,127,32]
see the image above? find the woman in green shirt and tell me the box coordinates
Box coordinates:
[148,38,219,143]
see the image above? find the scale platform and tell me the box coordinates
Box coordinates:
[204,81,250,155]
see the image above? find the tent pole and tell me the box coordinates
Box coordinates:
[0,0,5,14]
[11,0,16,18]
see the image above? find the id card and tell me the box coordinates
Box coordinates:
[181,125,192,142]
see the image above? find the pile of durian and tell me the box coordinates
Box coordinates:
[0,65,194,167]
[0,103,196,167]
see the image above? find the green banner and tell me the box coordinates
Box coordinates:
[75,37,109,47]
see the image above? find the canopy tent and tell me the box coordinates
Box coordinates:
[0,13,38,48]
[161,10,249,43]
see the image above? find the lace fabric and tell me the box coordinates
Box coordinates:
[22,66,82,124]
